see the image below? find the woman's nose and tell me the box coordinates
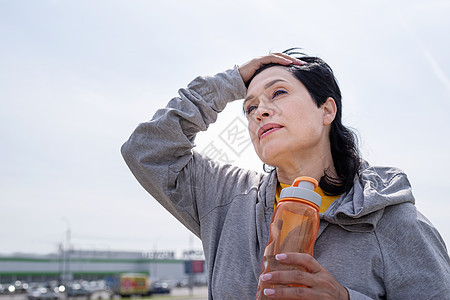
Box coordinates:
[255,104,272,121]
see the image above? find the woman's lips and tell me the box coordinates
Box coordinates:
[258,123,284,140]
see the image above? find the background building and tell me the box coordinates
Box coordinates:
[0,249,206,286]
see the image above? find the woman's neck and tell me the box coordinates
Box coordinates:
[275,151,336,185]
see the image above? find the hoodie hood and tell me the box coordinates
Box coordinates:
[322,160,415,232]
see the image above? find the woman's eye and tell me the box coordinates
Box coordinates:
[246,105,257,115]
[272,89,287,98]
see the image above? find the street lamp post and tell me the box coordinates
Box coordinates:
[62,218,71,284]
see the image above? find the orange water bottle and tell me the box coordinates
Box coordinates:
[256,176,321,299]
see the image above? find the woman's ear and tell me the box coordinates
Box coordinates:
[322,97,337,125]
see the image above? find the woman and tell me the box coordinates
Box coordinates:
[121,49,450,299]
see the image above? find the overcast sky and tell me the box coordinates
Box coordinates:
[1,0,449,257]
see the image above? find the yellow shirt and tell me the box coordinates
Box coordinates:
[276,182,340,214]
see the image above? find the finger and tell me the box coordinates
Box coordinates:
[259,53,305,66]
[247,54,292,73]
[263,285,315,299]
[275,253,322,274]
[261,268,315,287]
[270,52,305,65]
[238,53,305,84]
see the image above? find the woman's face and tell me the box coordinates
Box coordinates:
[244,66,333,167]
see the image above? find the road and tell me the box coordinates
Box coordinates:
[0,287,208,300]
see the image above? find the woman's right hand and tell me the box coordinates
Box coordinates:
[238,53,305,86]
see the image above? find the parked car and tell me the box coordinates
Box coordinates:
[27,284,60,300]
[149,281,171,294]
[14,280,29,293]
[6,284,16,293]
[66,282,92,298]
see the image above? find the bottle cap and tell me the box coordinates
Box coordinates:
[279,176,321,208]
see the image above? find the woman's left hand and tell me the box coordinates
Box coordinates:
[260,253,349,300]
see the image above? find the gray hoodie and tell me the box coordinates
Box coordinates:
[121,67,450,299]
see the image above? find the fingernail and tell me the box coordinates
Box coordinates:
[275,253,287,260]
[261,273,272,281]
[264,289,275,296]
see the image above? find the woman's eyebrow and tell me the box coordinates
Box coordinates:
[244,79,287,106]
[264,79,287,89]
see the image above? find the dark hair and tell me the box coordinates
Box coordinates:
[247,48,361,196]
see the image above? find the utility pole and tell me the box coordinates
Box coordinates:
[189,234,194,297]
[62,218,71,284]
[58,243,63,284]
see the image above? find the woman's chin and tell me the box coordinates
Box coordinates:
[258,147,284,168]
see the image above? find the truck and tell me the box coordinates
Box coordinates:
[106,273,151,297]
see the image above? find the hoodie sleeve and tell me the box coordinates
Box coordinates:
[346,288,375,300]
[121,67,247,236]
[376,202,450,299]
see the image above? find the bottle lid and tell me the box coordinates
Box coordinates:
[279,176,321,208]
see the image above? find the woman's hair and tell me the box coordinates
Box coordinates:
[247,48,361,196]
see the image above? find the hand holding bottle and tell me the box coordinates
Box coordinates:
[256,177,349,300]
[259,252,349,300]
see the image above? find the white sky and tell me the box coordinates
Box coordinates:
[1,0,449,257]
